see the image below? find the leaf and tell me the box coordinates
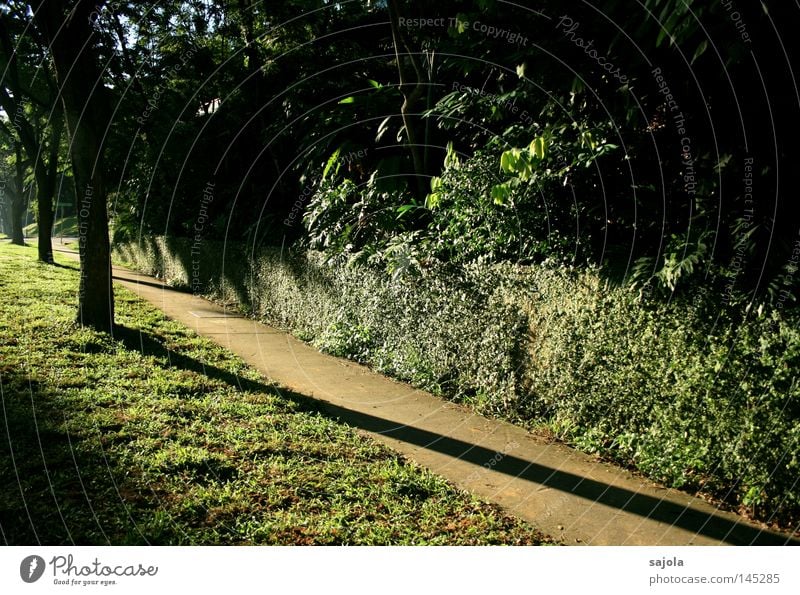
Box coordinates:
[579,131,596,150]
[425,192,441,209]
[655,26,669,48]
[443,141,460,170]
[322,148,341,181]
[516,63,526,79]
[338,96,355,104]
[500,150,517,174]
[713,153,732,173]
[691,40,708,64]
[491,183,511,205]
[367,79,383,88]
[375,116,392,142]
[529,136,546,159]
[396,204,417,218]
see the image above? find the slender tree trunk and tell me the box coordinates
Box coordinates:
[34,166,55,261]
[9,141,26,245]
[9,195,25,245]
[0,199,9,237]
[387,0,428,198]
[0,188,9,236]
[35,0,114,332]
[238,0,262,89]
[34,114,62,263]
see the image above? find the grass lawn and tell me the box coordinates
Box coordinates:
[23,215,79,238]
[0,243,549,545]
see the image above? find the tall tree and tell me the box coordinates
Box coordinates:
[0,135,28,244]
[0,8,63,262]
[10,138,27,245]
[32,0,114,331]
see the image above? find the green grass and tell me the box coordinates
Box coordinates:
[0,243,549,545]
[23,215,78,237]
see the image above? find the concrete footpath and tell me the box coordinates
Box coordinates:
[57,248,798,545]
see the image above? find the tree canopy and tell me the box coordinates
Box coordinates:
[2,0,799,322]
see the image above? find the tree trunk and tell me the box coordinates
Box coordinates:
[387,0,428,198]
[0,190,9,237]
[66,91,114,332]
[9,194,25,245]
[9,141,26,245]
[34,114,62,263]
[34,0,114,332]
[34,164,55,262]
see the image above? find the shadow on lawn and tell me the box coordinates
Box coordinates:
[0,327,306,546]
[0,369,148,545]
[3,322,797,545]
[112,324,283,395]
[0,321,325,545]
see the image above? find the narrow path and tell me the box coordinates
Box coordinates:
[58,248,797,545]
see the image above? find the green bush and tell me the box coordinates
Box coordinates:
[114,237,800,525]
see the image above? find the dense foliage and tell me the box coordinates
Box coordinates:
[4,1,797,302]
